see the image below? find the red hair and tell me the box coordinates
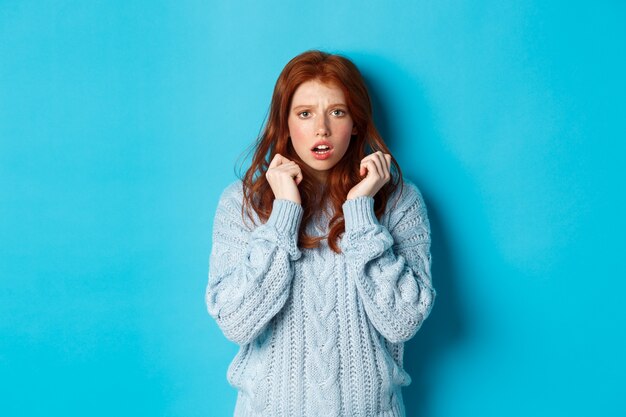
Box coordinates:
[240,50,404,253]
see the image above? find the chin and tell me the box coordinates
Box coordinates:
[310,160,337,170]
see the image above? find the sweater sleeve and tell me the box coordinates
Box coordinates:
[340,183,436,343]
[206,183,303,345]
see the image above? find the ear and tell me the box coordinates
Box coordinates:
[351,126,357,135]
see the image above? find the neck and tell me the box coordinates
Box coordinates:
[311,171,328,184]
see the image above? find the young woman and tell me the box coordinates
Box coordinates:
[206,50,436,417]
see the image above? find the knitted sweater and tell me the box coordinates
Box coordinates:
[206,178,436,417]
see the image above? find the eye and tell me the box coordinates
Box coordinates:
[331,109,346,117]
[298,111,311,118]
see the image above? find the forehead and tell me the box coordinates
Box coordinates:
[290,79,347,105]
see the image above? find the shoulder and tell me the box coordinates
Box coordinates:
[214,179,261,230]
[213,179,245,223]
[387,177,427,213]
[384,177,431,239]
[217,179,244,209]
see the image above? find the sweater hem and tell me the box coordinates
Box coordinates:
[233,394,405,417]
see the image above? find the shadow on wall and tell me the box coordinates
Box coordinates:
[355,52,468,417]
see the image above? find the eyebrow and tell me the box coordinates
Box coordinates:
[291,103,348,111]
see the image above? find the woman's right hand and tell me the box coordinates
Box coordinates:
[265,153,303,205]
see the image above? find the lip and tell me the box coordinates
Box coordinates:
[310,140,334,160]
[310,140,334,151]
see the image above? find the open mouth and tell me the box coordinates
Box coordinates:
[311,144,332,154]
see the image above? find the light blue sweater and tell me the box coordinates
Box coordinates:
[206,178,436,417]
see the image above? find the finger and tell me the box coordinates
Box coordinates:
[374,151,391,178]
[278,159,297,173]
[359,156,370,176]
[289,168,303,185]
[269,153,290,168]
[361,158,381,179]
[382,154,391,179]
[279,163,302,182]
[277,161,298,173]
[359,163,367,176]
[360,154,381,177]
[269,153,282,168]
[359,155,369,176]
[370,152,385,179]
[266,161,296,181]
[292,162,303,184]
[294,169,303,185]
[384,153,392,173]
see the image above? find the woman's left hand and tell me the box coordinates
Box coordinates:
[346,151,392,200]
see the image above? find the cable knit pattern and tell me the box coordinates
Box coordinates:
[206,179,436,417]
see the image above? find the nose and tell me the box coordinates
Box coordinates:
[315,115,330,137]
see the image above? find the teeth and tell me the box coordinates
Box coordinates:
[314,145,330,150]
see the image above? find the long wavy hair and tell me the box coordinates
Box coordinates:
[240,50,404,253]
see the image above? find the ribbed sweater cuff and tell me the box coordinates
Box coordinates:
[343,196,379,231]
[266,199,303,235]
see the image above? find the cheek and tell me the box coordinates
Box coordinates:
[288,120,310,158]
[288,120,308,144]
[336,138,351,159]
[288,123,303,141]
[334,122,354,155]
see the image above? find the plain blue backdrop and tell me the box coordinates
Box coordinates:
[1,1,625,416]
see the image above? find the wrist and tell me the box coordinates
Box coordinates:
[346,190,370,201]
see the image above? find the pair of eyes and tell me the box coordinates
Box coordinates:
[297,109,347,119]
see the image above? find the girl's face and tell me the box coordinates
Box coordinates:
[288,79,357,182]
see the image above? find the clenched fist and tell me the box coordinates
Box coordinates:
[346,151,392,200]
[266,153,303,205]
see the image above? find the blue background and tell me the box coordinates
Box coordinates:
[1,1,625,416]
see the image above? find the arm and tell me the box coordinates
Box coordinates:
[340,183,436,343]
[206,184,303,345]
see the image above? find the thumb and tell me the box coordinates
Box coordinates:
[360,165,367,176]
